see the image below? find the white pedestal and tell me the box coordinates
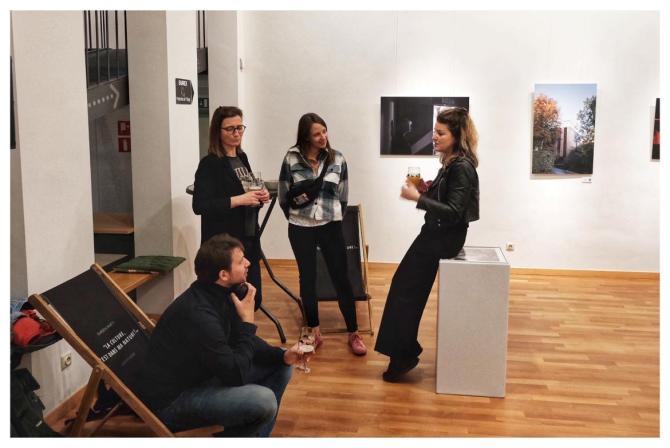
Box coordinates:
[436,246,510,397]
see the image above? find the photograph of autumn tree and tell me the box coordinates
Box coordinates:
[532,84,597,174]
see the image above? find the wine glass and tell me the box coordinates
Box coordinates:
[296,327,315,373]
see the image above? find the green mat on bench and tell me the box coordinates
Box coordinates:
[112,255,186,273]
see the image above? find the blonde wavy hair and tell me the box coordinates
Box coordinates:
[436,107,479,168]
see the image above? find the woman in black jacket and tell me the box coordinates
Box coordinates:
[375,107,480,382]
[192,106,269,309]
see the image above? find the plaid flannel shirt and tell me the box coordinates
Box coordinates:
[278,147,348,226]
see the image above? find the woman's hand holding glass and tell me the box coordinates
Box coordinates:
[234,190,266,207]
[255,185,271,204]
[246,172,271,205]
[401,181,421,202]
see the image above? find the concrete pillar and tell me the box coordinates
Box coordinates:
[126,11,201,313]
[11,11,94,412]
[206,11,242,112]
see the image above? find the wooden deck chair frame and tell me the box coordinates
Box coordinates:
[28,264,222,437]
[317,204,374,336]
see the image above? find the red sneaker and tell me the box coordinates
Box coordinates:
[348,333,367,356]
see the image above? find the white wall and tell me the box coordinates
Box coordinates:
[165,12,202,299]
[239,11,659,272]
[90,105,133,214]
[207,12,242,110]
[11,11,94,412]
[127,11,201,312]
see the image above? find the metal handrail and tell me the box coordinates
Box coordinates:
[84,10,128,88]
[197,11,207,49]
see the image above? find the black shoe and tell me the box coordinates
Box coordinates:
[382,357,419,382]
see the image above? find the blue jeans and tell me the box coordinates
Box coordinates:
[156,362,293,437]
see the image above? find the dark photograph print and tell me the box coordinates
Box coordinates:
[532,83,597,175]
[380,96,469,155]
[652,98,660,160]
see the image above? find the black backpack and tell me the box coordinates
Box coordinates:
[10,368,61,437]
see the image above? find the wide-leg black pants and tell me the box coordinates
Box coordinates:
[374,225,467,359]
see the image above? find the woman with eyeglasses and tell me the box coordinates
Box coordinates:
[192,106,269,309]
[375,107,480,382]
[277,112,368,356]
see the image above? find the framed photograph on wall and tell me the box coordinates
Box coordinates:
[532,83,597,175]
[652,98,660,160]
[380,96,469,155]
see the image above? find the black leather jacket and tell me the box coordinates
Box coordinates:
[416,156,479,231]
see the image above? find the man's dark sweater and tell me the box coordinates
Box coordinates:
[135,280,286,411]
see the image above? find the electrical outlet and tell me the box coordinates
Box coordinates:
[60,352,72,371]
[505,243,515,252]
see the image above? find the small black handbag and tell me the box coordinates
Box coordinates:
[287,157,331,209]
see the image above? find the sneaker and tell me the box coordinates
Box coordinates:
[348,333,368,356]
[382,357,419,382]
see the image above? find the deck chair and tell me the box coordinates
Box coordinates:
[314,204,374,335]
[28,264,222,437]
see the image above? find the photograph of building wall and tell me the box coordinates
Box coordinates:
[9,10,660,439]
[532,83,597,174]
[380,96,469,155]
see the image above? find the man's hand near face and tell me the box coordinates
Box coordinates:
[230,283,256,323]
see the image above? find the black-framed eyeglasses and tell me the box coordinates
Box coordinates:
[221,125,247,134]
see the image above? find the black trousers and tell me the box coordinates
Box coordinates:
[374,225,467,359]
[288,221,358,332]
[241,236,263,311]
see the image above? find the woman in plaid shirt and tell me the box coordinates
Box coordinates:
[278,113,368,356]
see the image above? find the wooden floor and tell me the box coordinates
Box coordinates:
[55,260,659,437]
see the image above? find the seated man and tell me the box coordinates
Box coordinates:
[135,234,305,437]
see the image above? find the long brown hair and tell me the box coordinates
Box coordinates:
[436,107,479,168]
[208,106,244,158]
[293,112,335,164]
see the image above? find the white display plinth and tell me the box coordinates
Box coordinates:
[436,246,510,397]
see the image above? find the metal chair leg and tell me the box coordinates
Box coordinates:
[259,304,286,343]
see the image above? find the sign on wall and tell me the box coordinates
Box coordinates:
[118,120,131,153]
[176,78,194,104]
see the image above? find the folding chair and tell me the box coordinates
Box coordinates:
[28,264,222,437]
[314,204,374,335]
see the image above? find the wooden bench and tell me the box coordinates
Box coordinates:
[93,213,134,257]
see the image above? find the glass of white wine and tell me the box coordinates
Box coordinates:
[296,327,315,373]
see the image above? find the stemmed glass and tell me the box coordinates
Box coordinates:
[296,327,315,373]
